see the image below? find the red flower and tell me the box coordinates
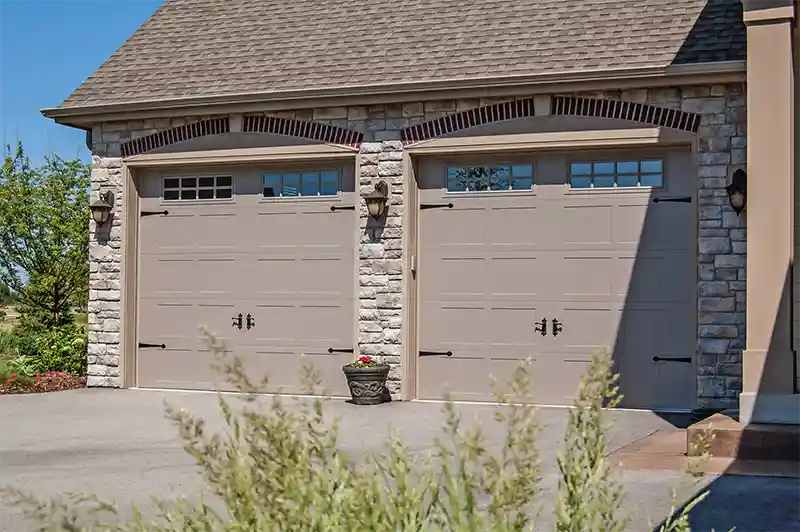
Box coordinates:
[358,356,372,363]
[6,379,11,384]
[10,373,16,378]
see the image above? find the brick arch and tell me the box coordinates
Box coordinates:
[550,96,701,133]
[120,115,365,157]
[121,117,230,157]
[401,98,537,145]
[243,115,363,148]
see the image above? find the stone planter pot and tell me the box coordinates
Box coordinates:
[342,364,390,405]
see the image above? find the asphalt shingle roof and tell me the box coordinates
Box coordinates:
[58,0,745,109]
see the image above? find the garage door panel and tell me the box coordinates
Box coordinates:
[487,205,541,245]
[418,149,695,409]
[145,211,239,252]
[489,256,540,296]
[137,165,356,393]
[237,350,351,395]
[616,253,694,302]
[559,204,612,244]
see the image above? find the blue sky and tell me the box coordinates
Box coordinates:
[0,0,162,163]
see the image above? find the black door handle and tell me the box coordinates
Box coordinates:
[138,342,166,349]
[534,318,548,336]
[232,313,243,330]
[552,319,563,337]
[419,350,453,357]
[246,313,255,330]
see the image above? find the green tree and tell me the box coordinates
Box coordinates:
[0,143,91,328]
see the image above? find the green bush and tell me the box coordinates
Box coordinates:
[29,325,87,375]
[0,327,37,359]
[1,334,710,531]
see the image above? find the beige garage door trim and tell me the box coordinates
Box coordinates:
[120,149,359,390]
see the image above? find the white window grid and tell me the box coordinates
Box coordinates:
[569,159,664,189]
[162,175,233,200]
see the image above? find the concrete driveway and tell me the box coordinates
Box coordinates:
[1,389,798,531]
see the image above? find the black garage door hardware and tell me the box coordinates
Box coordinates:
[138,342,166,349]
[328,347,355,353]
[653,356,692,363]
[330,205,356,211]
[420,350,453,357]
[141,210,170,217]
[652,196,692,204]
[420,203,454,210]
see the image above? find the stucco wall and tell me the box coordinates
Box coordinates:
[87,83,747,409]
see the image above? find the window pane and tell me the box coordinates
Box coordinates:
[593,176,614,188]
[216,176,232,187]
[181,177,197,188]
[617,174,639,187]
[198,189,214,199]
[301,172,320,196]
[511,165,533,178]
[511,177,533,190]
[641,160,662,173]
[163,189,179,200]
[617,161,638,174]
[282,173,300,196]
[447,178,466,192]
[570,176,592,189]
[216,188,232,199]
[263,186,276,197]
[320,181,338,196]
[164,178,180,189]
[199,177,214,188]
[594,162,614,175]
[181,189,197,200]
[488,166,510,191]
[571,163,592,175]
[640,173,663,187]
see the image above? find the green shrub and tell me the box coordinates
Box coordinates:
[1,333,709,531]
[29,325,87,375]
[0,327,37,359]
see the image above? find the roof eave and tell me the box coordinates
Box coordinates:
[41,60,747,127]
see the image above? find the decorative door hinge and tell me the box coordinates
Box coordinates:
[420,203,454,210]
[138,342,166,349]
[419,350,453,357]
[330,205,356,211]
[141,210,170,217]
[652,196,692,204]
[652,356,692,363]
[328,347,355,353]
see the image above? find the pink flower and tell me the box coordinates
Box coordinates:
[358,356,372,363]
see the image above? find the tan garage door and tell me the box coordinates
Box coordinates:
[418,149,696,410]
[137,165,356,394]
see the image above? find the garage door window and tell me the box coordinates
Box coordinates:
[570,159,663,189]
[446,164,534,192]
[163,176,233,200]
[263,170,340,197]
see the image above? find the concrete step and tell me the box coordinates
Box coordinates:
[687,411,800,461]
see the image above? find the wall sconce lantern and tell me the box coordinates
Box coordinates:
[365,180,389,219]
[90,191,114,226]
[726,169,747,216]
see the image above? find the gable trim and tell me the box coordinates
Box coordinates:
[120,117,230,157]
[551,96,701,132]
[243,115,363,148]
[401,98,537,145]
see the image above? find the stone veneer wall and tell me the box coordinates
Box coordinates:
[87,84,746,408]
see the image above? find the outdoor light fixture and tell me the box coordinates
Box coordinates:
[365,180,389,219]
[90,191,114,226]
[726,169,747,216]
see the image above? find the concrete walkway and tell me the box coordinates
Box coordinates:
[1,389,798,531]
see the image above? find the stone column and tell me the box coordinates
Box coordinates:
[740,1,799,424]
[87,156,124,387]
[357,141,405,394]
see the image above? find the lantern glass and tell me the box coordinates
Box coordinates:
[366,197,386,218]
[729,191,745,212]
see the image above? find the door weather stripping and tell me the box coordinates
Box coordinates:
[652,356,692,363]
[141,210,169,217]
[419,350,453,357]
[330,205,356,211]
[328,347,355,353]
[138,342,166,349]
[420,202,454,210]
[652,196,692,204]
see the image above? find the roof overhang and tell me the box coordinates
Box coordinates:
[42,61,747,129]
